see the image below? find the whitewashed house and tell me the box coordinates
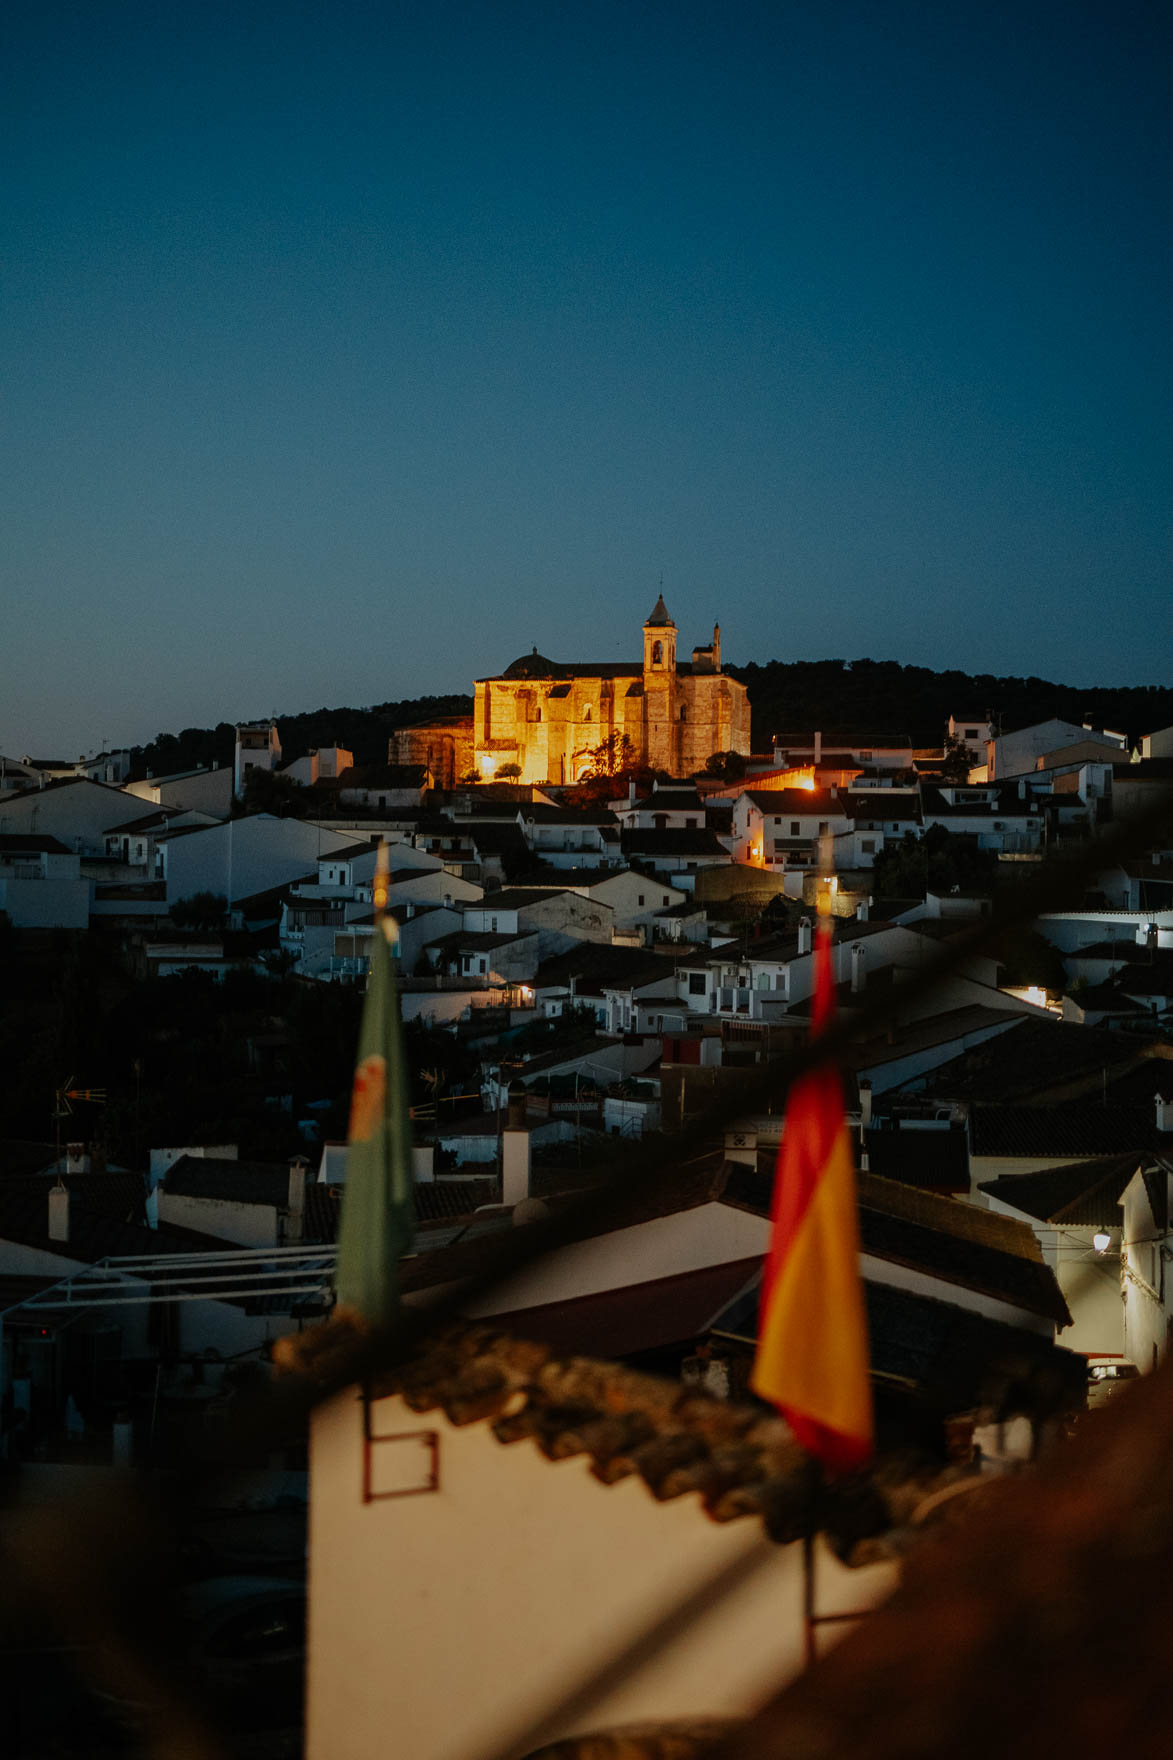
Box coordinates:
[159,815,366,908]
[0,834,90,927]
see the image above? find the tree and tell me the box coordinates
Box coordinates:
[170,891,228,931]
[579,731,639,778]
[237,768,312,818]
[703,750,746,782]
[497,762,522,779]
[872,825,996,901]
[940,736,981,783]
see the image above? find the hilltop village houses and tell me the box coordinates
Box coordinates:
[3,630,1173,1749]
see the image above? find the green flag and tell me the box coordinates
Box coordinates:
[335,912,415,1328]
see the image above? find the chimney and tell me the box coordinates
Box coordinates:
[1157,1095,1171,1134]
[813,730,822,766]
[502,1082,532,1206]
[797,916,812,956]
[856,899,869,922]
[628,780,637,807]
[723,1128,758,1167]
[66,1142,88,1174]
[859,1078,873,1130]
[49,1180,70,1243]
[287,1156,308,1240]
[411,1144,435,1185]
[851,944,867,994]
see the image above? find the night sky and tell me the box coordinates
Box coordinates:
[3,1,1170,757]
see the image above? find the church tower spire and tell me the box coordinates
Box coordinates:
[643,596,676,675]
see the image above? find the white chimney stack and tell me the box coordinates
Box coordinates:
[49,1181,70,1243]
[723,1128,758,1167]
[813,730,822,766]
[412,1144,435,1185]
[851,944,867,994]
[797,917,812,956]
[287,1156,308,1241]
[1157,1094,1171,1134]
[859,1078,873,1130]
[502,1084,532,1206]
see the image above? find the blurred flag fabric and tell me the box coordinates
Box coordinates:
[751,919,873,1471]
[334,850,415,1328]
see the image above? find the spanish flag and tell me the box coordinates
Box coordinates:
[751,919,872,1471]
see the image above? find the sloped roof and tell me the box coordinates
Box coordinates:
[978,1153,1144,1224]
[919,1019,1157,1102]
[277,1318,980,1564]
[0,833,74,854]
[0,1181,239,1262]
[162,1155,292,1208]
[622,828,729,857]
[970,1105,1169,1158]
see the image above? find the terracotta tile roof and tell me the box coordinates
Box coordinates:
[488,1259,763,1359]
[0,832,74,853]
[341,1321,979,1559]
[919,1019,1159,1102]
[162,1155,291,1208]
[978,1153,1146,1224]
[969,1104,1169,1158]
[622,828,730,857]
[0,1182,239,1262]
[865,1127,970,1193]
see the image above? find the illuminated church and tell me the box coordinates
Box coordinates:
[473,598,752,784]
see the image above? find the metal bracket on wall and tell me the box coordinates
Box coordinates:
[361,1388,440,1502]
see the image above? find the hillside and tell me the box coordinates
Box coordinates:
[129,663,1172,779]
[728,659,1173,751]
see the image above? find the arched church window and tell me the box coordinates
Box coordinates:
[651,641,663,665]
[584,706,592,722]
[680,704,688,721]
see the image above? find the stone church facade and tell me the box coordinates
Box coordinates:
[473,598,752,784]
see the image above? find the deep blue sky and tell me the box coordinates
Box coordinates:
[3,1,1170,756]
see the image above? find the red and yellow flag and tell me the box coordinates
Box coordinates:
[751,920,873,1471]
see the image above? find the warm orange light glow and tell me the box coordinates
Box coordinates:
[478,755,496,777]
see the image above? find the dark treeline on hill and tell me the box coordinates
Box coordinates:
[132,694,473,778]
[129,664,1173,779]
[728,659,1173,750]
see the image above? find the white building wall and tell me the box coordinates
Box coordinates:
[163,817,364,906]
[0,875,91,927]
[308,1390,897,1760]
[0,781,151,853]
[156,1192,280,1247]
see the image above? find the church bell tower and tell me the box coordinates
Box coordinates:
[642,594,677,677]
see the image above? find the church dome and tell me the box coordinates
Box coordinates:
[502,650,563,679]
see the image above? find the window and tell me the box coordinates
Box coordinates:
[687,816,699,827]
[790,821,800,835]
[756,972,772,990]
[584,706,592,722]
[651,640,663,665]
[861,838,876,854]
[662,894,669,905]
[818,821,828,834]
[965,727,979,740]
[688,972,707,996]
[638,894,645,906]
[478,958,487,974]
[859,750,872,761]
[680,705,688,721]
